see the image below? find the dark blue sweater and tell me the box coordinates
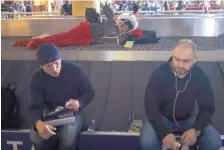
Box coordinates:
[145,59,215,139]
[29,60,94,126]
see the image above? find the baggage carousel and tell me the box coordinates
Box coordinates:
[1,12,224,150]
[2,36,224,51]
[1,14,224,61]
[2,36,224,61]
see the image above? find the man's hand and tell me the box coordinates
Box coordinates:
[36,120,56,140]
[181,128,197,146]
[65,99,80,111]
[162,133,177,150]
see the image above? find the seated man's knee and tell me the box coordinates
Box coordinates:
[199,125,222,150]
[30,127,57,149]
[206,130,222,149]
[58,123,82,150]
[140,120,161,150]
[59,132,77,150]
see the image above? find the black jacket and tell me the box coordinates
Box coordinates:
[145,58,215,139]
[29,61,94,127]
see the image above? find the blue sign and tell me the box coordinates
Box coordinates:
[2,131,33,150]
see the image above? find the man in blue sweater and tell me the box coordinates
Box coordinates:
[29,44,94,150]
[140,40,222,150]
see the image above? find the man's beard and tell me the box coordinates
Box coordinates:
[174,67,189,75]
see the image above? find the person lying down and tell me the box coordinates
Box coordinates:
[13,4,141,50]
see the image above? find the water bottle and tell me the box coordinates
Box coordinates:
[87,120,96,132]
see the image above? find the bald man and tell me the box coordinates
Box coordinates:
[140,40,222,150]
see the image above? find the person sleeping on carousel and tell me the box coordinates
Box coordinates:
[13,3,159,50]
[13,4,133,50]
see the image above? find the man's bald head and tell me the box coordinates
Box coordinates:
[173,39,197,58]
[171,39,197,76]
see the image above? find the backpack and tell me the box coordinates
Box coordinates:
[134,30,160,44]
[1,82,20,129]
[85,7,101,24]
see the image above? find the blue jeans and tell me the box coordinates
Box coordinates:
[140,116,222,150]
[30,111,84,150]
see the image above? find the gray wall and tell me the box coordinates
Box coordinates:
[1,60,224,134]
[1,16,224,37]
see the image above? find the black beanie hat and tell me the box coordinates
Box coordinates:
[36,43,61,66]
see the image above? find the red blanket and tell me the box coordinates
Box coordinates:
[13,22,93,50]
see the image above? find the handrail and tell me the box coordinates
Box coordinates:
[1,12,60,15]
[1,10,224,20]
[1,9,224,16]
[115,10,204,14]
[114,9,224,14]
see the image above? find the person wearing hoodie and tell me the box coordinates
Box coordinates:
[140,40,222,150]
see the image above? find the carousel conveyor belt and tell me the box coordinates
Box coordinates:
[2,36,224,51]
[1,36,224,61]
